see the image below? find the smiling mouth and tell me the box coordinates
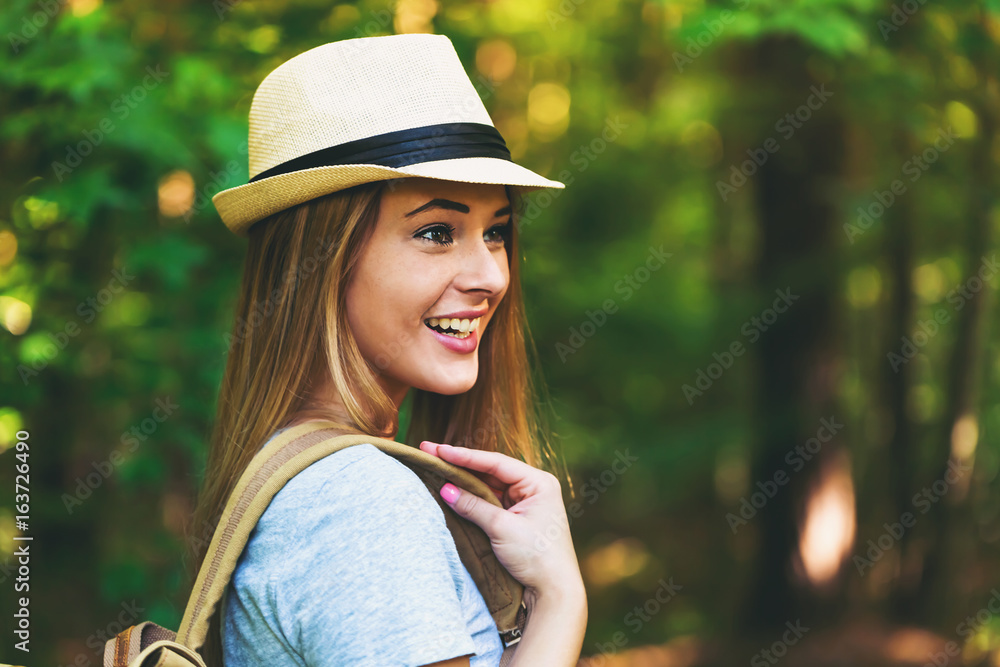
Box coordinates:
[424,316,481,339]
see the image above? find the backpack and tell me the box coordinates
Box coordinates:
[103,420,527,667]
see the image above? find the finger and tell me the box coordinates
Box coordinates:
[426,443,533,486]
[481,480,513,506]
[470,474,514,506]
[439,482,506,530]
[455,463,506,488]
[472,470,509,490]
[421,442,507,502]
[424,443,507,489]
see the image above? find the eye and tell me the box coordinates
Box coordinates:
[485,221,511,245]
[415,223,456,246]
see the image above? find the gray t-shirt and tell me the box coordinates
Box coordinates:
[221,429,504,666]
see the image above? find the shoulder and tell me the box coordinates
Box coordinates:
[225,438,482,664]
[230,438,462,603]
[267,442,442,521]
[245,444,479,663]
[246,441,452,568]
[253,429,431,506]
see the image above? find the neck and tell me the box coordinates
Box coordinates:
[292,372,408,439]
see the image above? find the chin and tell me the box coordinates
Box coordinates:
[417,371,479,396]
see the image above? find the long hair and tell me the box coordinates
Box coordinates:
[186,179,570,666]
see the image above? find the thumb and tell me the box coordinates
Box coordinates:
[440,482,501,530]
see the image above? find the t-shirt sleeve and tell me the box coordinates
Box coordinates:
[266,444,479,667]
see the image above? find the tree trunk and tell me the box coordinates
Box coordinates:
[918,67,996,628]
[885,128,919,623]
[739,36,847,631]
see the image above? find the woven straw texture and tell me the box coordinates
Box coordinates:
[212,34,564,236]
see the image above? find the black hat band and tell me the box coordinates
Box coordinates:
[249,122,512,183]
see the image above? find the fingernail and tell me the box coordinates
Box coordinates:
[440,483,460,504]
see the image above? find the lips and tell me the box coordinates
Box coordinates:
[425,319,479,353]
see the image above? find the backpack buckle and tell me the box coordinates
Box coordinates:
[499,600,528,647]
[499,627,522,648]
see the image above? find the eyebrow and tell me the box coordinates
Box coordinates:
[405,198,511,218]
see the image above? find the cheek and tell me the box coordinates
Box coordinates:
[498,256,511,293]
[346,255,442,347]
[344,264,388,344]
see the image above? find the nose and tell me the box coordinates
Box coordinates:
[453,234,509,297]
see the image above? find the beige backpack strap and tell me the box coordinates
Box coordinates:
[127,639,208,667]
[176,421,527,656]
[103,621,207,667]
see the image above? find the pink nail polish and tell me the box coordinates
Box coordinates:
[440,483,460,504]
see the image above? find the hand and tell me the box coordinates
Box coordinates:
[419,441,585,603]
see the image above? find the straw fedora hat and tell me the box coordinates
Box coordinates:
[212,33,565,236]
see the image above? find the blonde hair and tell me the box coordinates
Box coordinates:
[187,179,570,665]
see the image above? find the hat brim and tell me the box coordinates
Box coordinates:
[212,157,564,236]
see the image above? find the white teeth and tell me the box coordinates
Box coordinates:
[424,316,481,338]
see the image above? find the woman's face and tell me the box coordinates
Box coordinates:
[345,177,512,404]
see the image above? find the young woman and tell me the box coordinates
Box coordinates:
[189,34,587,666]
